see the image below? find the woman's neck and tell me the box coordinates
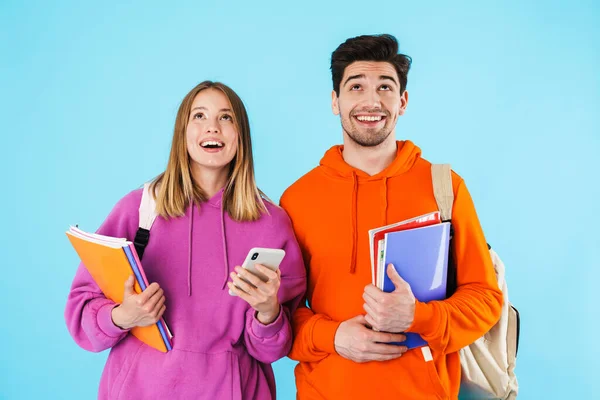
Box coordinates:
[191,165,229,198]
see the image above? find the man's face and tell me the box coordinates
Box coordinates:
[332,61,408,147]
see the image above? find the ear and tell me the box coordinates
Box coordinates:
[331,90,340,115]
[398,89,409,116]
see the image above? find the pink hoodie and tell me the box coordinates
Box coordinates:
[64,188,306,399]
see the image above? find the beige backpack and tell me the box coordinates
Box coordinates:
[432,164,520,400]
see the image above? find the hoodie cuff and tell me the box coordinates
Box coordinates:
[251,306,285,338]
[313,317,342,355]
[407,300,435,336]
[97,303,130,338]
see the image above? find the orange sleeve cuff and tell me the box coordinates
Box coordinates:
[407,300,435,335]
[313,317,342,355]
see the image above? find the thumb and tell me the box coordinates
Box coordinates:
[349,314,368,325]
[123,275,135,297]
[387,264,408,291]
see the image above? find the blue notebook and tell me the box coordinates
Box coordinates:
[123,246,173,351]
[381,222,451,348]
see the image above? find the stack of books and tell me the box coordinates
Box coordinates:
[368,212,451,348]
[66,226,173,352]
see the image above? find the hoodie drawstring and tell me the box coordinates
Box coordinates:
[220,201,230,289]
[187,202,194,296]
[349,175,389,274]
[382,177,389,226]
[186,195,230,295]
[350,172,358,274]
[320,141,420,276]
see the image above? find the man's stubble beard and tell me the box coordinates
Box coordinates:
[341,114,394,147]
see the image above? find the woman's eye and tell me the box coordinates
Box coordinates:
[193,112,204,119]
[221,114,233,121]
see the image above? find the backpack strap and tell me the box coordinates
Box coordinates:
[134,182,158,260]
[431,163,454,222]
[431,164,457,295]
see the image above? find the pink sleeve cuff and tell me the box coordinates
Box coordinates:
[250,306,285,338]
[97,303,130,338]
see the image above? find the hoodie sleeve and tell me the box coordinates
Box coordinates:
[407,179,503,355]
[243,210,307,364]
[279,193,341,363]
[287,303,341,363]
[64,190,141,353]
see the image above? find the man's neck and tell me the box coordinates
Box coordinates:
[191,166,229,198]
[341,134,398,176]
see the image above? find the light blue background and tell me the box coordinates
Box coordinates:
[1,0,598,399]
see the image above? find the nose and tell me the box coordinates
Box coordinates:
[206,120,220,134]
[364,88,382,109]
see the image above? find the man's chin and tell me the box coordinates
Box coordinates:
[345,130,390,148]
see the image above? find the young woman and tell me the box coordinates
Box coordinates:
[65,81,306,399]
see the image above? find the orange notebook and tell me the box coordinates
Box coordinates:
[66,226,172,352]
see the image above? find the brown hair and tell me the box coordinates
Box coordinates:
[150,81,267,221]
[331,34,412,96]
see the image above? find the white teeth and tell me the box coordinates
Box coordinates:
[200,140,224,148]
[356,115,383,122]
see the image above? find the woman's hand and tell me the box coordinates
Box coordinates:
[228,264,281,324]
[111,276,166,330]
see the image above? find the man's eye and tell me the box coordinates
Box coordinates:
[351,84,361,90]
[380,85,391,91]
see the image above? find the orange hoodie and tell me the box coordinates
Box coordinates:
[280,141,502,399]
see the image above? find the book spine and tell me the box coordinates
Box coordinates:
[122,247,173,351]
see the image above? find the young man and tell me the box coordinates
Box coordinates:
[280,34,503,399]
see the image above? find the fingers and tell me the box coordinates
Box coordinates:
[364,308,388,332]
[144,287,164,311]
[144,303,166,325]
[353,329,408,360]
[363,304,378,327]
[234,267,262,287]
[370,330,407,344]
[363,284,385,302]
[230,271,256,294]
[151,296,166,319]
[362,291,381,309]
[236,266,280,297]
[363,296,384,330]
[138,282,161,304]
[363,342,408,355]
[227,282,253,303]
[254,264,278,281]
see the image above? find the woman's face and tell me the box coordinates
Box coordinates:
[186,89,239,174]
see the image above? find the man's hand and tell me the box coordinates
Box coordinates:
[334,315,408,363]
[363,264,416,333]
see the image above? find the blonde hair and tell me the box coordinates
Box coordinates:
[150,81,268,221]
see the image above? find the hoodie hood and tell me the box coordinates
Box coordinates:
[318,140,422,273]
[320,140,421,180]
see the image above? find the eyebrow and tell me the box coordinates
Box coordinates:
[379,75,398,85]
[191,106,232,112]
[343,74,398,86]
